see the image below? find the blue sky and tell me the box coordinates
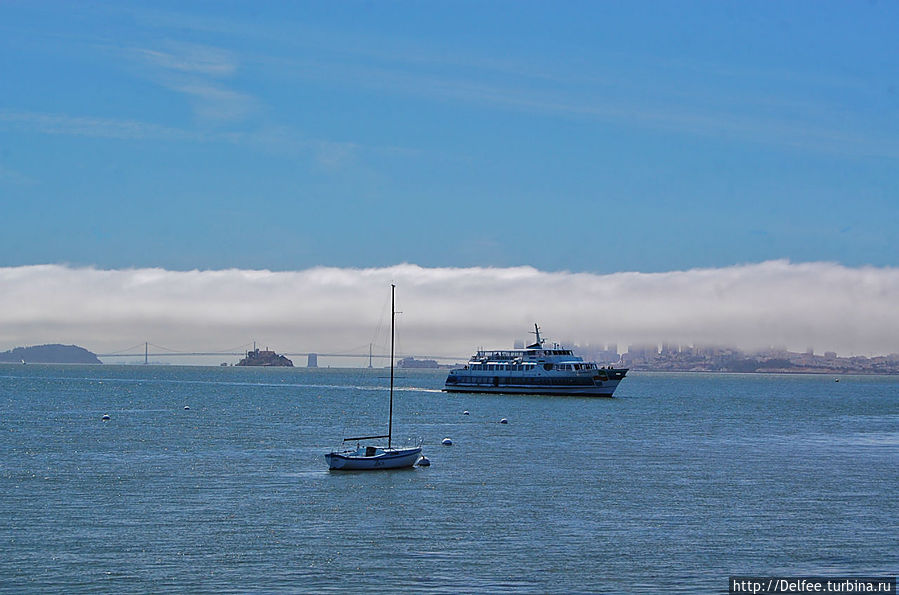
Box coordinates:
[1,1,898,273]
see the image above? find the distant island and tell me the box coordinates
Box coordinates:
[236,348,293,367]
[397,356,440,369]
[0,344,101,364]
[395,356,455,369]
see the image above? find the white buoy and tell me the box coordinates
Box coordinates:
[500,418,508,424]
[463,410,469,415]
[442,437,453,446]
[417,456,431,467]
[101,414,110,421]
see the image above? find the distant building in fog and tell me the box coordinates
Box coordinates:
[624,344,659,364]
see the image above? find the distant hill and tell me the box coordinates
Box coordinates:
[0,344,102,364]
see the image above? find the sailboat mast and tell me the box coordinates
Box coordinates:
[388,283,395,448]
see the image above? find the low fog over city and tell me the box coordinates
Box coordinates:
[2,260,898,365]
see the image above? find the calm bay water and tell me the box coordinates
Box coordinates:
[0,365,896,593]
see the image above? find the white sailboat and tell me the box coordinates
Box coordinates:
[325,284,423,471]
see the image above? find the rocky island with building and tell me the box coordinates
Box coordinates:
[236,347,293,367]
[397,356,443,369]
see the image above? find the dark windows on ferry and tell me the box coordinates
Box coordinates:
[466,362,600,372]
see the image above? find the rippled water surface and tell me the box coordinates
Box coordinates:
[1,366,896,593]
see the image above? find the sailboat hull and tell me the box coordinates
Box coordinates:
[326,446,422,471]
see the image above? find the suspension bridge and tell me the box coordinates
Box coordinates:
[96,342,465,366]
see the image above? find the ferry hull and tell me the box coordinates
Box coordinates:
[443,381,622,397]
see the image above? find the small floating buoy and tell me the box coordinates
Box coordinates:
[442,437,453,446]
[499,418,508,424]
[417,456,431,467]
[101,414,110,421]
[463,410,469,415]
[184,406,190,410]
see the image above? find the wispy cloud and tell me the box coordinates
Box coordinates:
[265,54,899,161]
[169,82,258,121]
[0,163,37,186]
[133,6,892,161]
[0,109,365,164]
[0,109,199,141]
[1,262,897,359]
[126,40,257,123]
[133,43,237,77]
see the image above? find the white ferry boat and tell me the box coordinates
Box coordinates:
[443,325,628,397]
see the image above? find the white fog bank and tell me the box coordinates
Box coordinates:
[1,261,897,359]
